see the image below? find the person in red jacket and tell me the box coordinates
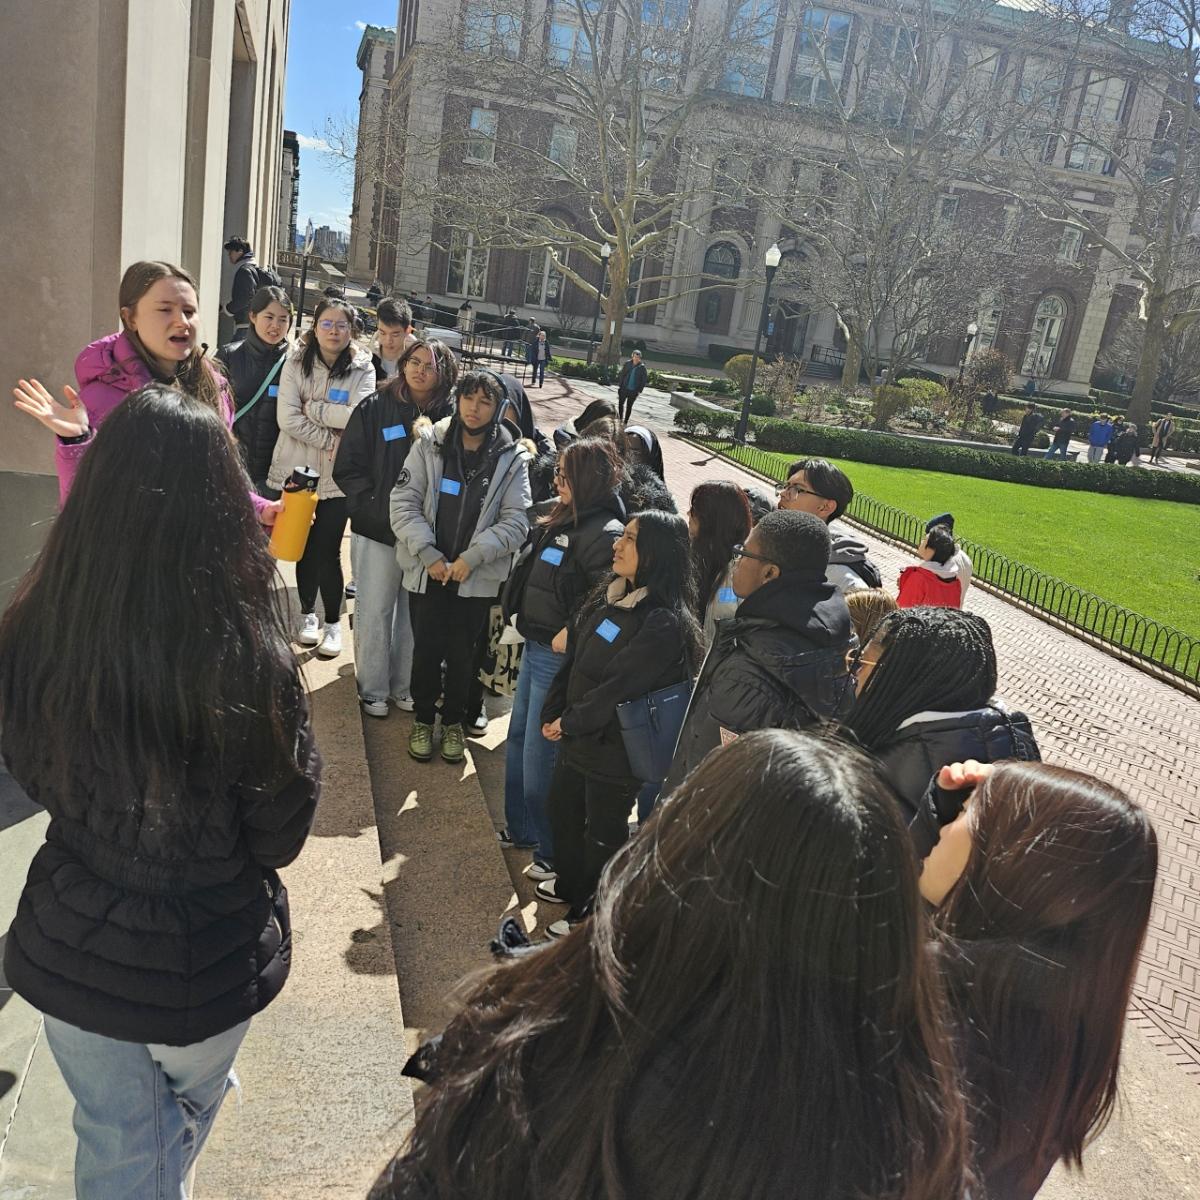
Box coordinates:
[897,525,964,608]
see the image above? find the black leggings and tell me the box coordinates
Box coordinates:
[296,496,348,623]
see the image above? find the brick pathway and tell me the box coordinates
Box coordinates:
[527,372,1200,1078]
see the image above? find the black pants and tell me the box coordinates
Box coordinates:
[409,587,493,726]
[547,758,639,919]
[618,390,638,423]
[296,496,348,623]
[1011,438,1030,456]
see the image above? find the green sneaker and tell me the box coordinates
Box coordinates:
[408,721,434,762]
[441,722,466,764]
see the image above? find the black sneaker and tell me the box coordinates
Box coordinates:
[535,878,568,905]
[497,829,536,850]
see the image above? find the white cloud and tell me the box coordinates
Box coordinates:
[296,133,332,153]
[354,20,368,29]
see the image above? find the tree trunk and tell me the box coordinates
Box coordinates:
[598,253,629,368]
[841,340,862,389]
[1128,292,1165,428]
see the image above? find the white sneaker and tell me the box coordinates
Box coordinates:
[546,918,575,939]
[317,622,342,657]
[297,612,321,646]
[523,860,556,882]
[360,697,389,718]
[391,693,416,712]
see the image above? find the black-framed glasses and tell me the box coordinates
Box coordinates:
[775,481,823,501]
[730,543,775,565]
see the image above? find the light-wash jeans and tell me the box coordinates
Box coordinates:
[503,638,563,861]
[1086,445,1106,463]
[351,533,413,703]
[42,1013,250,1200]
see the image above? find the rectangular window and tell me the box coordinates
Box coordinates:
[525,248,565,308]
[722,0,778,98]
[639,0,688,89]
[937,194,959,223]
[447,229,490,297]
[463,0,522,58]
[549,0,599,67]
[549,123,578,170]
[1066,72,1126,174]
[1057,226,1084,262]
[862,21,918,124]
[714,156,751,206]
[466,107,498,163]
[790,8,852,108]
[977,293,1003,350]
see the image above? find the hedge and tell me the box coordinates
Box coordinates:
[552,357,674,391]
[673,409,1200,504]
[1001,398,1200,453]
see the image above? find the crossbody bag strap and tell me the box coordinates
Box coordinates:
[233,354,286,423]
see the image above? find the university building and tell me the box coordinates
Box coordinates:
[350,0,1167,396]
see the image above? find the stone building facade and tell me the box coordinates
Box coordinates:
[348,25,397,283]
[351,0,1165,396]
[279,129,301,257]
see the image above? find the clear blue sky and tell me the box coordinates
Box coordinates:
[284,0,397,234]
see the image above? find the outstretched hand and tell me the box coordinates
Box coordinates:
[13,379,88,439]
[936,760,993,792]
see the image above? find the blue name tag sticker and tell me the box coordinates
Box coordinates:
[439,477,462,497]
[268,385,279,397]
[382,424,407,442]
[718,586,737,604]
[328,388,350,404]
[540,546,564,566]
[595,618,621,643]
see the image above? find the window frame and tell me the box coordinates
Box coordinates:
[1021,294,1067,376]
[548,123,578,171]
[524,247,566,309]
[790,6,853,109]
[463,0,523,58]
[465,106,499,164]
[447,229,491,298]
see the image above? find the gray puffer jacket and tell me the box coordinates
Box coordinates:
[389,417,532,598]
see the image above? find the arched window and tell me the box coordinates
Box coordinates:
[1021,294,1066,376]
[702,242,741,280]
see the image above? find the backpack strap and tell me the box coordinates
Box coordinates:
[233,353,286,423]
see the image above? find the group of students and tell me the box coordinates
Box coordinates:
[1013,402,1175,465]
[3,270,1161,1200]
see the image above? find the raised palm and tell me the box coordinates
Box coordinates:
[13,378,88,438]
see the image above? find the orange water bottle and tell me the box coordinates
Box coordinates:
[269,467,320,561]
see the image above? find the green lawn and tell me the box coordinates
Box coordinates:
[714,444,1200,641]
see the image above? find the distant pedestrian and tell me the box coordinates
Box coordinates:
[1022,376,1038,399]
[1011,403,1044,455]
[457,299,475,335]
[217,284,293,494]
[390,372,532,765]
[501,306,519,358]
[527,328,552,387]
[366,279,383,306]
[667,510,855,790]
[0,386,320,1199]
[1043,409,1075,459]
[616,349,649,422]
[267,297,376,657]
[1149,415,1174,463]
[1085,414,1114,463]
[223,235,280,331]
[925,760,1156,1200]
[897,525,965,609]
[1113,421,1139,465]
[372,297,417,383]
[333,338,458,718]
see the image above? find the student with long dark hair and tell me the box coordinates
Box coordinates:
[499,437,626,878]
[0,385,320,1198]
[923,760,1157,1200]
[391,372,531,765]
[268,297,376,657]
[12,260,279,522]
[844,607,1039,827]
[687,479,752,642]
[536,510,703,936]
[217,284,293,494]
[370,731,969,1200]
[334,338,458,717]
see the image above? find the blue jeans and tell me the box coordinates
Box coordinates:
[531,358,547,386]
[503,638,563,860]
[42,1013,250,1199]
[637,781,660,822]
[351,533,413,702]
[1044,441,1069,459]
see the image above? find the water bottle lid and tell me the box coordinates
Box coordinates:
[286,467,320,491]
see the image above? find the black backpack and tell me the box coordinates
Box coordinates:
[848,557,883,589]
[253,263,283,291]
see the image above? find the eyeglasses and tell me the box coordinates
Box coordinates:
[845,651,881,675]
[776,481,824,501]
[553,465,568,482]
[405,359,435,374]
[730,543,775,565]
[317,320,351,333]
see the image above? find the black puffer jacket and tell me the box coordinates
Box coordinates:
[333,386,453,545]
[542,580,692,782]
[218,330,289,485]
[506,494,626,644]
[2,686,321,1046]
[666,575,855,790]
[875,703,1040,839]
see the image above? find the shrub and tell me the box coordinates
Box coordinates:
[706,343,745,365]
[897,377,949,410]
[750,393,776,416]
[966,348,1013,396]
[724,353,755,394]
[871,385,909,430]
[716,416,1200,503]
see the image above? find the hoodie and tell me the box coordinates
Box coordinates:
[826,520,880,593]
[665,573,855,790]
[897,556,964,609]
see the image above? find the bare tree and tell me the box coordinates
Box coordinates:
[1097,294,1200,402]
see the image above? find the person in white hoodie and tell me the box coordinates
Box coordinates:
[776,458,882,594]
[925,513,973,600]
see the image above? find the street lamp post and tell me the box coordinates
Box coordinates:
[735,243,782,445]
[956,320,979,388]
[587,242,612,366]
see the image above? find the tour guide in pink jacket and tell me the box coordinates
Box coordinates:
[58,330,271,517]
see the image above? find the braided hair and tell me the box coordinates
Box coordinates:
[846,608,998,752]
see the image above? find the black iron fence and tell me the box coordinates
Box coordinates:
[702,440,1200,690]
